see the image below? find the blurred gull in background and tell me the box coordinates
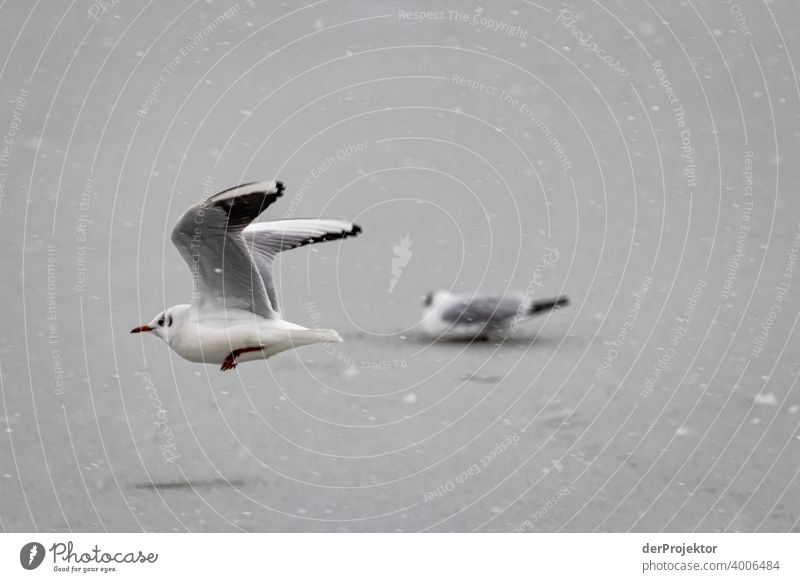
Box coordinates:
[421,290,569,341]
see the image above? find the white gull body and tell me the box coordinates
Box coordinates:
[422,290,569,340]
[132,180,362,371]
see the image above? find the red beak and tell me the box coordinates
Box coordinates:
[131,325,154,333]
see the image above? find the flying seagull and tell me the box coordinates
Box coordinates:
[131,180,362,371]
[421,290,569,340]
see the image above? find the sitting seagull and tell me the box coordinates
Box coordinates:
[131,180,362,371]
[421,290,569,340]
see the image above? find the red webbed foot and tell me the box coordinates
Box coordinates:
[220,353,238,371]
[220,346,265,371]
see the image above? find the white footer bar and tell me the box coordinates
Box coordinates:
[1,533,796,581]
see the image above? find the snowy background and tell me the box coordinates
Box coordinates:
[1,0,799,532]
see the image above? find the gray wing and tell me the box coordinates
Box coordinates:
[243,219,362,314]
[440,294,526,324]
[171,180,284,319]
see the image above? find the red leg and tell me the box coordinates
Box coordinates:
[220,346,265,371]
[220,353,237,371]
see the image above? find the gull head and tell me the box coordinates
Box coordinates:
[131,304,190,342]
[422,290,450,308]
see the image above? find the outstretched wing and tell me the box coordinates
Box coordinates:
[440,294,525,325]
[171,180,284,319]
[243,219,362,314]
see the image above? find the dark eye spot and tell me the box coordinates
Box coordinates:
[424,292,433,307]
[158,317,165,326]
[168,315,173,327]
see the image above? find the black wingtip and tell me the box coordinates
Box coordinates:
[530,296,570,314]
[351,223,363,236]
[275,180,285,196]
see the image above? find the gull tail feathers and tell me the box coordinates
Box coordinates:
[316,329,343,343]
[285,328,343,346]
[529,296,570,315]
